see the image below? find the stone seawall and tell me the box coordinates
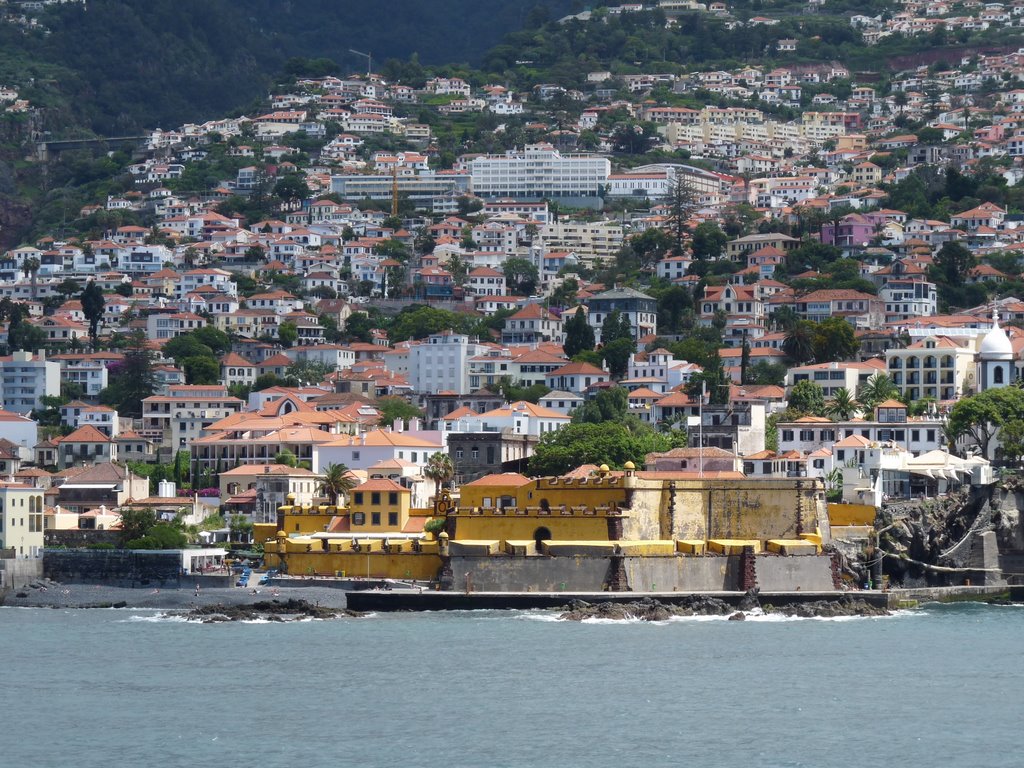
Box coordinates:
[445,553,836,593]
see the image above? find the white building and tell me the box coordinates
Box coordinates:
[314,429,444,473]
[468,144,610,199]
[386,332,488,395]
[444,400,570,438]
[0,351,60,415]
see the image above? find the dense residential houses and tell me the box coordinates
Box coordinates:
[3,37,1024,561]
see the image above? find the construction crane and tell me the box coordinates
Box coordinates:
[349,48,372,76]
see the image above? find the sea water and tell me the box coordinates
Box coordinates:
[1,603,1022,768]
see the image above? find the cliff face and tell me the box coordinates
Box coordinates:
[874,482,1024,587]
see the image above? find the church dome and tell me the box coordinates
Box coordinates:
[980,310,1013,360]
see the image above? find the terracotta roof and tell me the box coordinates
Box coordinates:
[352,478,410,493]
[461,473,532,488]
[57,425,112,444]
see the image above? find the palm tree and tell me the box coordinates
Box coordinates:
[825,388,860,421]
[782,323,815,364]
[858,373,900,411]
[319,463,356,506]
[22,256,40,301]
[424,452,455,505]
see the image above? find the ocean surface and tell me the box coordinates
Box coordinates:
[2,603,1022,768]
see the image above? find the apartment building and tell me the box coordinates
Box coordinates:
[0,351,60,415]
[141,385,245,451]
[468,144,610,199]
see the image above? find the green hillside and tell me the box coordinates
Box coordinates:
[0,0,571,136]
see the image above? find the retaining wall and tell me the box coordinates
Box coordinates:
[44,550,184,586]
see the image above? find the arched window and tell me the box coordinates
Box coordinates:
[995,366,1005,384]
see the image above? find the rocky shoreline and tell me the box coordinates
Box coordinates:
[184,598,364,622]
[559,593,891,622]
[2,579,352,610]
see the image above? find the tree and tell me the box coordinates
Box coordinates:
[600,310,633,345]
[319,462,356,505]
[22,256,40,300]
[274,450,297,467]
[691,221,727,260]
[657,286,691,333]
[503,258,539,295]
[286,359,333,385]
[812,317,860,363]
[183,356,220,385]
[573,387,629,424]
[274,174,311,206]
[931,241,976,286]
[99,329,155,417]
[56,278,82,299]
[666,173,698,254]
[80,280,105,349]
[997,418,1024,467]
[825,388,860,421]
[858,373,900,411]
[749,361,787,386]
[376,396,424,428]
[788,380,826,416]
[117,508,158,546]
[783,321,816,364]
[278,320,298,347]
[163,334,214,363]
[191,326,232,355]
[563,309,595,359]
[686,353,730,405]
[424,452,455,502]
[528,421,679,477]
[229,514,254,544]
[343,312,375,343]
[947,386,1024,460]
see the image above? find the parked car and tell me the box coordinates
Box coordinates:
[236,574,250,587]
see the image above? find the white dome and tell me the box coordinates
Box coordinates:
[980,311,1013,360]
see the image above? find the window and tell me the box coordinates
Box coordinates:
[388,492,398,505]
[353,492,363,505]
[456,449,464,459]
[388,512,398,526]
[371,492,381,505]
[353,512,365,525]
[371,512,381,525]
[352,451,360,461]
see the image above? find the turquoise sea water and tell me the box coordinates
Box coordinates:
[2,603,1022,768]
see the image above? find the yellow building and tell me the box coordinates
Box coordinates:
[349,479,412,532]
[261,465,834,589]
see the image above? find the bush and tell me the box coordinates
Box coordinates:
[423,517,446,535]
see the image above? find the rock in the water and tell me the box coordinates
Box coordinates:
[184,598,362,623]
[560,596,732,622]
[560,594,889,621]
[762,595,890,618]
